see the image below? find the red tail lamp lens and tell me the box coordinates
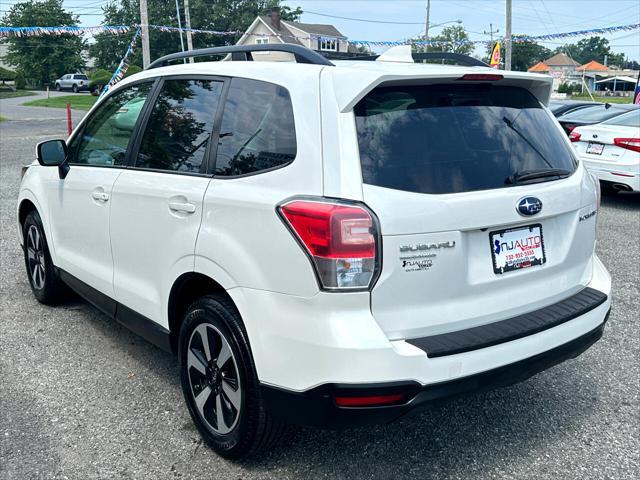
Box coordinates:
[614,137,640,153]
[569,131,582,142]
[279,199,379,290]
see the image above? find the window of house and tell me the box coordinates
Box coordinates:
[255,37,269,44]
[135,79,223,174]
[319,37,337,52]
[215,78,296,176]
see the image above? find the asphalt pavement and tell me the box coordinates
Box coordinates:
[0,101,638,479]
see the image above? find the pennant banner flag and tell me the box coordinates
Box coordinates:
[0,25,130,37]
[100,27,141,98]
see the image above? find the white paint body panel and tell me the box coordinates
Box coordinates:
[17,58,611,395]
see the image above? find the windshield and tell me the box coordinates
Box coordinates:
[602,109,640,127]
[354,84,576,195]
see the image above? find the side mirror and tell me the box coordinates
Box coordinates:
[36,139,70,179]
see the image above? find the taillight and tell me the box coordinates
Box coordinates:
[614,137,640,153]
[569,131,582,142]
[278,198,380,290]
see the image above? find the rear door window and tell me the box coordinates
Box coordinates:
[135,79,223,174]
[354,84,576,194]
[214,78,296,176]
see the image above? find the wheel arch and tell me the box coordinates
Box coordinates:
[167,272,238,354]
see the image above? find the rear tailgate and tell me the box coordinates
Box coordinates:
[334,69,599,340]
[573,124,640,163]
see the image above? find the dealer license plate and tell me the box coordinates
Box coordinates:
[490,224,546,274]
[586,142,604,155]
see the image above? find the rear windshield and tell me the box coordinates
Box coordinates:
[602,109,640,127]
[74,74,88,80]
[559,105,629,122]
[354,84,576,194]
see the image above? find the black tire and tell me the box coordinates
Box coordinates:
[179,294,286,459]
[55,83,61,91]
[72,84,78,93]
[22,210,68,305]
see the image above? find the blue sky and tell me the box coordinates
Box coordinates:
[287,0,640,60]
[1,0,639,61]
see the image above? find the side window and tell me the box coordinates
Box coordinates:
[69,82,152,166]
[135,79,223,173]
[215,78,296,177]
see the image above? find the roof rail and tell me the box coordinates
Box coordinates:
[334,51,489,67]
[147,44,334,69]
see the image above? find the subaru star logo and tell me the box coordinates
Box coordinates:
[517,197,543,216]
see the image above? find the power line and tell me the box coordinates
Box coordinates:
[302,9,425,25]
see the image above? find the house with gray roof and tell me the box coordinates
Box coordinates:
[236,8,350,60]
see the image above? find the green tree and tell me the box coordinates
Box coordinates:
[554,36,625,67]
[90,1,302,71]
[419,25,474,56]
[1,0,84,86]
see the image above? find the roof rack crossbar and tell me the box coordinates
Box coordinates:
[147,44,334,69]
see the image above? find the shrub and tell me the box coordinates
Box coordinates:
[14,71,26,90]
[124,65,142,77]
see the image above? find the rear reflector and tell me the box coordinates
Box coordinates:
[278,199,379,290]
[614,137,640,153]
[569,131,582,142]
[611,172,635,177]
[334,394,406,407]
[457,73,504,81]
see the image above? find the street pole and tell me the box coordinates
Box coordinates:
[484,23,499,44]
[175,0,185,53]
[140,0,151,69]
[184,0,194,62]
[424,0,431,52]
[505,0,512,70]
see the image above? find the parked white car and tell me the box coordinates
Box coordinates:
[571,109,640,193]
[17,44,611,459]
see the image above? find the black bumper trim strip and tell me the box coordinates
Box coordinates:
[406,287,607,358]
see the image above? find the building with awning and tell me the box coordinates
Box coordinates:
[594,75,638,92]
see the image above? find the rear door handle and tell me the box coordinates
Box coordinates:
[91,191,109,202]
[168,201,196,214]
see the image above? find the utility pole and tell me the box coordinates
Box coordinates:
[140,0,151,68]
[484,23,499,44]
[505,0,512,70]
[184,0,194,61]
[424,0,431,52]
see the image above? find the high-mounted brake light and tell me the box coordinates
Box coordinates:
[614,137,640,153]
[569,131,582,142]
[278,199,380,290]
[457,73,504,81]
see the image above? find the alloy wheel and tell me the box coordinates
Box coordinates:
[26,225,45,290]
[187,323,241,435]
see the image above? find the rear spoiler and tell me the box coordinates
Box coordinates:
[329,68,554,113]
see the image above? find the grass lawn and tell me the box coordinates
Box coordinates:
[570,95,634,105]
[22,95,97,110]
[0,90,37,100]
[0,116,7,122]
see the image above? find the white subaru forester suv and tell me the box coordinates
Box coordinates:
[17,44,611,458]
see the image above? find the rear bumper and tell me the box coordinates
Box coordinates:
[261,315,609,429]
[582,158,640,191]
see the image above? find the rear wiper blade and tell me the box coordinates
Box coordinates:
[506,168,572,185]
